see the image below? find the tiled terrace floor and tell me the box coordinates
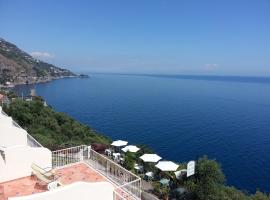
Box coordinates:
[0,163,107,200]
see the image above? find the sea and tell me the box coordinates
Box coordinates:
[13,73,270,193]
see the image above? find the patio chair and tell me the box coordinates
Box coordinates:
[31,163,57,185]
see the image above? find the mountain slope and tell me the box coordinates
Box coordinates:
[0,38,76,85]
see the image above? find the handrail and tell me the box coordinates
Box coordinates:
[113,190,127,200]
[88,148,141,199]
[113,179,141,200]
[52,145,88,168]
[89,148,141,180]
[52,145,87,152]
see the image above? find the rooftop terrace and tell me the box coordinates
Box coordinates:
[0,146,141,200]
[0,163,107,200]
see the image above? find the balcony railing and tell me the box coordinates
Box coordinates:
[52,145,88,168]
[52,145,141,200]
[86,148,141,199]
[113,179,141,200]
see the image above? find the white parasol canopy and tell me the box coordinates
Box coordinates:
[121,145,140,153]
[111,140,128,147]
[140,154,162,163]
[155,161,179,172]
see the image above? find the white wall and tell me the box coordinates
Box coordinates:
[9,182,114,200]
[0,145,52,182]
[0,125,28,147]
[0,109,28,147]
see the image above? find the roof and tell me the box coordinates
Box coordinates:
[9,182,114,200]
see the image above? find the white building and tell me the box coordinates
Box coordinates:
[0,106,51,183]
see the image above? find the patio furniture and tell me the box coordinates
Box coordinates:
[113,153,121,162]
[145,171,154,181]
[47,181,62,191]
[119,157,125,165]
[31,163,56,179]
[159,178,170,186]
[134,163,144,174]
[105,149,112,157]
[31,163,57,185]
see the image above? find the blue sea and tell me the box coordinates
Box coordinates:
[14,74,270,193]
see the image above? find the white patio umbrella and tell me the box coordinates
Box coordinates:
[155,161,179,172]
[111,140,128,147]
[140,154,162,163]
[121,145,140,153]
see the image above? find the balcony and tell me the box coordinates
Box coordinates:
[52,145,141,200]
[0,145,141,200]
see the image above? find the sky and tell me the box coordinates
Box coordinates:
[0,0,270,76]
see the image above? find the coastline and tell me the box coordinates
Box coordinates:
[0,75,78,88]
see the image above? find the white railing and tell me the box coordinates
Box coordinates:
[52,146,141,199]
[113,179,141,200]
[86,148,141,200]
[52,145,88,168]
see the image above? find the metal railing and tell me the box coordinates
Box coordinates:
[51,145,141,199]
[113,179,141,200]
[52,145,88,168]
[86,148,141,200]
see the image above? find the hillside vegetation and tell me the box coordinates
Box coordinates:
[3,98,110,149]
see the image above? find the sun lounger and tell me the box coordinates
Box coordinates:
[31,163,58,185]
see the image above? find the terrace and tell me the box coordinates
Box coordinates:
[0,145,141,200]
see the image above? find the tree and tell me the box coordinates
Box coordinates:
[251,191,270,200]
[185,156,225,200]
[123,152,136,170]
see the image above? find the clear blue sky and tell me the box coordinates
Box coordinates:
[1,0,270,75]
